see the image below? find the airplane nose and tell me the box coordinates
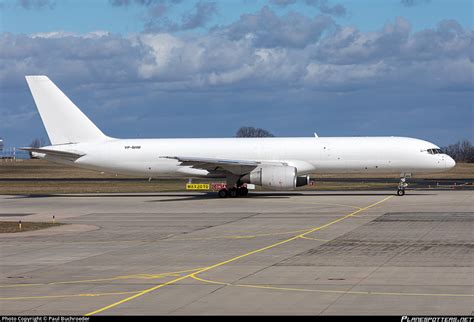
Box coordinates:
[445,156,456,169]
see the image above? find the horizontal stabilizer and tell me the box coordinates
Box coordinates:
[20,147,85,161]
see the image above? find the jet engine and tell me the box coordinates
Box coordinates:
[241,166,310,190]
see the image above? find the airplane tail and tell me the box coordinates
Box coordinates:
[25,76,107,145]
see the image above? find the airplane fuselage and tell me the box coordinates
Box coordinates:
[42,136,455,178]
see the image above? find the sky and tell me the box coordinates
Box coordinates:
[0,0,473,148]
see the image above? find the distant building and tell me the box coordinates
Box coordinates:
[0,138,3,151]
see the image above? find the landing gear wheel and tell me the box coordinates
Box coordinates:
[218,189,228,198]
[229,187,238,198]
[397,176,408,196]
[238,187,248,197]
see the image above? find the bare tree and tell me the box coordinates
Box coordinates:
[236,126,274,138]
[442,139,474,163]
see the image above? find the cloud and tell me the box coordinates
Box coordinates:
[269,0,297,6]
[269,0,346,17]
[145,1,217,32]
[108,0,183,7]
[221,6,336,48]
[312,17,412,64]
[0,9,472,93]
[180,1,217,29]
[0,32,152,89]
[145,1,218,32]
[0,0,56,9]
[305,0,346,16]
[109,0,217,32]
[312,18,472,64]
[400,0,430,6]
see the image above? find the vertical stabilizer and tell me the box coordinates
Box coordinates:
[25,76,107,145]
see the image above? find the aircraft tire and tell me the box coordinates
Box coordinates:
[229,188,238,198]
[397,189,405,196]
[218,189,228,198]
[238,187,248,197]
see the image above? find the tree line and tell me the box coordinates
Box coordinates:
[441,140,474,163]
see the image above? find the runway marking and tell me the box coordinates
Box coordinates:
[0,291,142,301]
[282,200,363,211]
[0,268,204,289]
[86,196,393,316]
[281,200,363,210]
[167,229,311,241]
[190,275,474,298]
[298,236,330,242]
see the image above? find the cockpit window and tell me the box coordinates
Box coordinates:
[426,148,443,154]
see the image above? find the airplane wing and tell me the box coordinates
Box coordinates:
[20,147,85,161]
[161,156,286,175]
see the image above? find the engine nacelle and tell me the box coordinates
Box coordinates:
[242,166,297,190]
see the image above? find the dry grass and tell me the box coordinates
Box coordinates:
[0,221,64,233]
[0,159,125,179]
[0,180,190,195]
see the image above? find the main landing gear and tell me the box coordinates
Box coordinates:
[397,177,408,196]
[218,186,249,198]
[217,174,249,198]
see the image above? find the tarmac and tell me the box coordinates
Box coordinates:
[0,190,472,315]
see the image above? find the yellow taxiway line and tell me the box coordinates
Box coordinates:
[190,275,474,298]
[0,291,142,301]
[0,268,204,290]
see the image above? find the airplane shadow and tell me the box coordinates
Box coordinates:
[5,191,436,202]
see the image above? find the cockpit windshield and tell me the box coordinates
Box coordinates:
[426,148,443,155]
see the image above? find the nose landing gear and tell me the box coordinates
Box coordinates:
[397,176,408,196]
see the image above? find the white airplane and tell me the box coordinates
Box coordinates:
[22,76,455,197]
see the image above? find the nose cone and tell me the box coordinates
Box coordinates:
[445,155,456,169]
